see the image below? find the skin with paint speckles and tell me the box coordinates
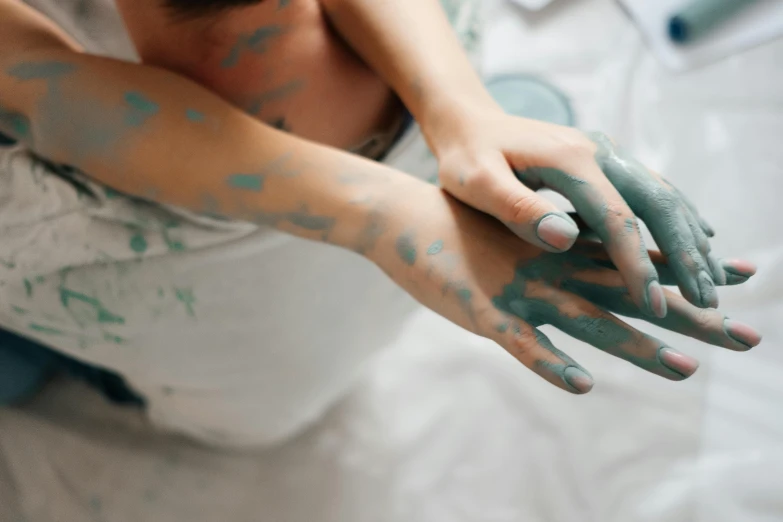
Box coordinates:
[124,92,159,127]
[246,80,306,116]
[185,109,205,122]
[396,232,417,266]
[427,240,444,256]
[221,26,284,69]
[0,104,31,141]
[587,132,720,309]
[7,60,142,160]
[511,131,721,313]
[227,174,265,192]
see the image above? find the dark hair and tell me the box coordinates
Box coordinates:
[163,0,265,18]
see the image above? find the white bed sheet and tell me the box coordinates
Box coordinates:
[1,0,782,521]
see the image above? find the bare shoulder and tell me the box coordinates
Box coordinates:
[0,0,81,55]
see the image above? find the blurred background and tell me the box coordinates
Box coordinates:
[1,0,781,520]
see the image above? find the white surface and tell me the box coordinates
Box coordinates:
[618,0,783,71]
[2,0,783,521]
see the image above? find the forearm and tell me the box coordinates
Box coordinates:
[0,45,429,255]
[320,0,498,143]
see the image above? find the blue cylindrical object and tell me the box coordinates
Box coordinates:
[669,0,761,45]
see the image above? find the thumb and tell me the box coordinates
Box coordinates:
[444,155,580,252]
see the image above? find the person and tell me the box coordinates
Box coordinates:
[0,0,761,447]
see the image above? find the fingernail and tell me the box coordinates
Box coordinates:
[701,219,716,238]
[708,254,727,286]
[657,347,699,378]
[721,259,757,278]
[563,366,594,394]
[723,319,762,350]
[536,214,580,252]
[646,280,667,318]
[698,271,718,308]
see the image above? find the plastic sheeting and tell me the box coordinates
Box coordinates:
[1,0,781,520]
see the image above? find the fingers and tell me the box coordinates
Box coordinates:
[560,268,763,351]
[520,160,662,318]
[589,138,720,309]
[567,240,756,288]
[495,320,594,394]
[442,153,580,252]
[521,286,700,380]
[721,258,757,285]
[672,184,716,237]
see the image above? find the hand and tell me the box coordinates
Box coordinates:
[370,188,761,394]
[426,108,723,318]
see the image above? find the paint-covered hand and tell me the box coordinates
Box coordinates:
[373,193,761,394]
[431,112,723,317]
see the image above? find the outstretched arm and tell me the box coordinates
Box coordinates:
[0,0,760,394]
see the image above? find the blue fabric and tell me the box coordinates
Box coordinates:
[0,329,145,407]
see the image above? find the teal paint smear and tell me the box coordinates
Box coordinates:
[29,323,65,335]
[11,305,28,315]
[129,233,148,254]
[23,279,33,297]
[0,105,31,140]
[162,222,186,252]
[185,109,205,122]
[496,323,509,333]
[104,187,122,199]
[246,80,305,114]
[103,332,126,344]
[227,173,264,191]
[8,61,76,80]
[246,26,284,51]
[60,288,125,325]
[285,212,334,231]
[427,240,444,256]
[12,60,129,161]
[174,287,196,318]
[396,232,417,266]
[35,275,45,284]
[124,92,160,127]
[221,26,284,68]
[0,259,16,269]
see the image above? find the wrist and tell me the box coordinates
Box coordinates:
[415,87,501,158]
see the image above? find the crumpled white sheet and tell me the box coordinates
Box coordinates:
[1,0,782,521]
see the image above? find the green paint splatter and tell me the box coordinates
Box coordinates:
[285,212,334,231]
[0,258,16,269]
[129,233,148,254]
[29,323,64,335]
[227,174,264,191]
[221,26,284,68]
[24,279,33,297]
[457,288,473,302]
[185,109,205,122]
[11,305,28,315]
[162,222,186,252]
[103,332,126,344]
[124,92,160,127]
[174,287,196,318]
[396,232,417,266]
[60,288,125,325]
[8,61,76,80]
[35,275,45,284]
[427,240,444,256]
